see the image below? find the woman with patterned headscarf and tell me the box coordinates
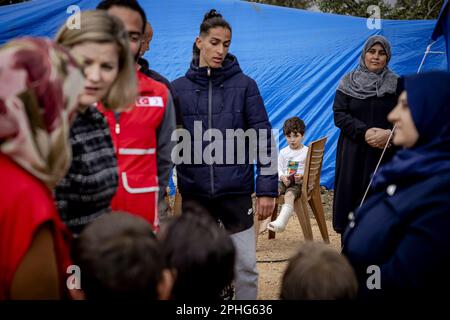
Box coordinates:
[343,71,450,298]
[332,35,400,239]
[0,38,84,299]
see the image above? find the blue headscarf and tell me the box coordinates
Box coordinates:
[372,71,450,189]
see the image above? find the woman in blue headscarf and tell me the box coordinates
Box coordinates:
[342,71,450,298]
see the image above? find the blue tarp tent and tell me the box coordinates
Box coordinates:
[1,0,447,188]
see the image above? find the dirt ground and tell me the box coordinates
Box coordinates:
[168,189,339,300]
[255,189,340,300]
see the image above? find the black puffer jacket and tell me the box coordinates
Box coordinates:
[172,54,278,198]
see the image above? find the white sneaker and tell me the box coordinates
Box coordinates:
[267,204,294,232]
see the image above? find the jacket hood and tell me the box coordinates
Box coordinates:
[186,53,242,85]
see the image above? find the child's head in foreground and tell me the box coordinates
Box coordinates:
[71,212,173,300]
[160,205,236,301]
[281,242,358,300]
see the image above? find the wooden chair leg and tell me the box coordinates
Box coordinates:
[294,197,313,241]
[165,188,172,217]
[254,213,261,247]
[309,188,330,243]
[301,197,314,240]
[268,204,278,240]
[174,190,182,216]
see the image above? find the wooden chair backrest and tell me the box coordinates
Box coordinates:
[301,137,327,200]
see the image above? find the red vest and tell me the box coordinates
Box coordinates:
[98,71,168,228]
[0,154,72,299]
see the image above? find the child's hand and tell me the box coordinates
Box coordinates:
[281,175,290,187]
[294,174,303,184]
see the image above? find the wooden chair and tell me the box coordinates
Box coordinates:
[267,137,330,243]
[165,186,183,217]
[173,187,182,216]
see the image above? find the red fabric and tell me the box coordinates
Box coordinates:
[98,71,167,228]
[0,154,72,300]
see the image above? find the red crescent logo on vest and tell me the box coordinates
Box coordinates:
[136,96,164,107]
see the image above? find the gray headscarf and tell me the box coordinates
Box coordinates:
[337,35,398,99]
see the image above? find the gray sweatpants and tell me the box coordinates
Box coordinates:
[230,225,258,300]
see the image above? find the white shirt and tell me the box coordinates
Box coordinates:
[278,145,309,179]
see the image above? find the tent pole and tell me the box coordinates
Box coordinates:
[417,41,435,74]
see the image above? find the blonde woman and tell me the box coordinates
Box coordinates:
[54,10,137,235]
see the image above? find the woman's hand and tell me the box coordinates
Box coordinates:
[365,128,377,143]
[366,128,392,149]
[294,174,303,184]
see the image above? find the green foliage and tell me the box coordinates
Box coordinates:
[390,0,444,19]
[317,0,392,18]
[246,0,444,19]
[0,0,30,6]
[247,0,314,9]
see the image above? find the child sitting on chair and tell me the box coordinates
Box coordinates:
[268,117,308,232]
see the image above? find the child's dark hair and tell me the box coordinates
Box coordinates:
[72,212,164,300]
[193,9,232,60]
[283,116,306,136]
[161,209,235,301]
[280,242,358,300]
[97,0,147,33]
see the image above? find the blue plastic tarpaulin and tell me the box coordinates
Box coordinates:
[1,0,447,188]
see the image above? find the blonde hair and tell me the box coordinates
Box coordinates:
[55,10,137,110]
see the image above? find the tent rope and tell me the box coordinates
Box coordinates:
[359,125,396,208]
